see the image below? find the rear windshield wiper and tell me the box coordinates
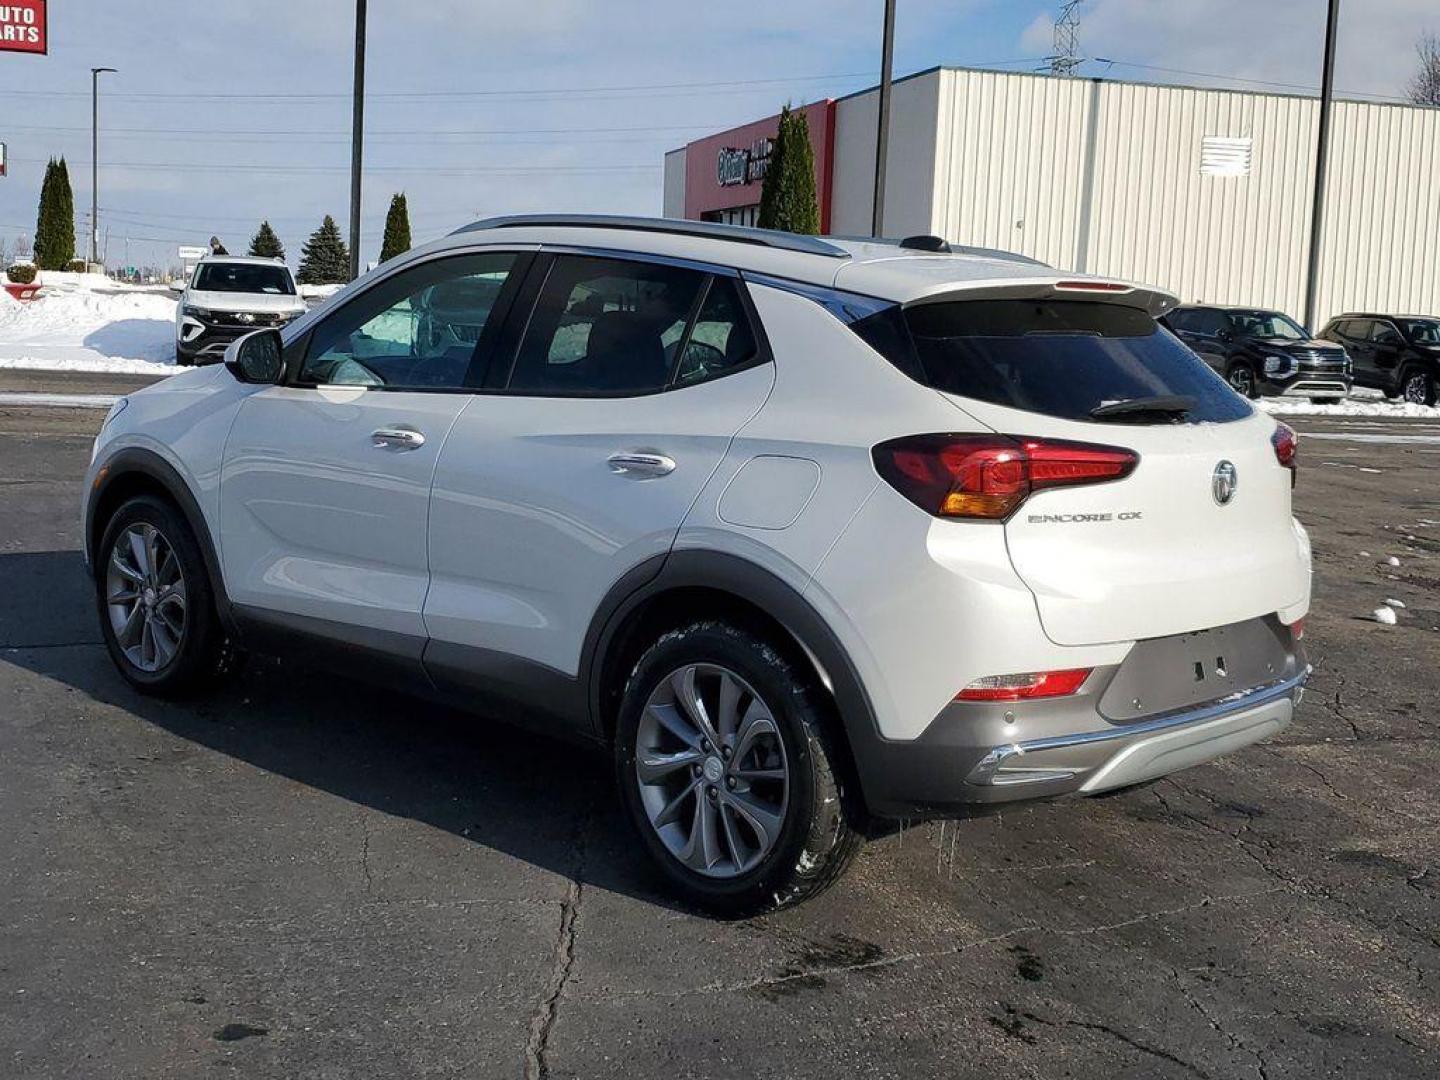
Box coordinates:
[1089,394,1197,421]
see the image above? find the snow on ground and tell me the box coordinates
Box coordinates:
[0,287,179,375]
[1256,388,1440,419]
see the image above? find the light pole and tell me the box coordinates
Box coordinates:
[871,0,896,237]
[349,0,367,281]
[1303,0,1340,331]
[91,66,117,269]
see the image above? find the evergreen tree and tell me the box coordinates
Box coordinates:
[296,215,350,284]
[248,220,285,260]
[379,192,412,263]
[34,157,78,271]
[756,106,820,236]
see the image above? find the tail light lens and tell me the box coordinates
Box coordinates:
[873,435,1139,520]
[1272,421,1298,485]
[956,668,1093,702]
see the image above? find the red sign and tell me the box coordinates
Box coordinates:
[0,1,47,55]
[683,100,837,233]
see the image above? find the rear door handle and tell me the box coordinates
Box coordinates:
[607,450,676,478]
[372,427,426,451]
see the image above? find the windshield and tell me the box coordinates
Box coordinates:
[193,262,295,295]
[872,299,1252,424]
[1230,310,1307,340]
[1400,319,1440,345]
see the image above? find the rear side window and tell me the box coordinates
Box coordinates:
[857,299,1252,424]
[509,255,706,395]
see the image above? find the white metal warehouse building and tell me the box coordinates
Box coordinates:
[663,67,1440,326]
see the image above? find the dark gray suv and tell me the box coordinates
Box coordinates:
[1317,313,1440,406]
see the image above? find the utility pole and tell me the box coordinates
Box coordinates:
[871,0,896,237]
[91,67,117,268]
[349,0,367,281]
[1303,0,1341,331]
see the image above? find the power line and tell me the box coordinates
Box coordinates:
[1093,59,1415,103]
[8,156,657,176]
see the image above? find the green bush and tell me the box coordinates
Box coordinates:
[66,259,88,273]
[5,264,37,284]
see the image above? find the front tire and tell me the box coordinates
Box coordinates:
[95,495,236,697]
[614,621,861,916]
[1400,366,1437,407]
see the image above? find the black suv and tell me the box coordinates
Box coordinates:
[1317,314,1440,406]
[1164,305,1351,402]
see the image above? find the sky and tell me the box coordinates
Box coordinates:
[0,0,1434,272]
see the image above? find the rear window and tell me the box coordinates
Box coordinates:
[856,299,1252,424]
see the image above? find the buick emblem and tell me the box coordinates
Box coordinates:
[1212,460,1238,505]
[236,312,255,324]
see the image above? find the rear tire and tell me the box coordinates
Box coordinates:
[1227,362,1259,399]
[1308,396,1338,406]
[174,346,193,367]
[95,495,238,697]
[614,621,862,916]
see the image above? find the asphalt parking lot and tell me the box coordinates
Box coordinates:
[1,393,1436,1079]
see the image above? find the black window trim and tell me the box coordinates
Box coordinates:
[489,248,774,400]
[280,247,537,395]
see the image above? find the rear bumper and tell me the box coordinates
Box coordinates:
[850,639,1308,818]
[963,668,1304,795]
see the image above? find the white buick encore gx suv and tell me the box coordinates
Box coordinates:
[84,215,1311,914]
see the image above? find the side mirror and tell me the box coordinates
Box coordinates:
[167,281,185,295]
[224,328,284,385]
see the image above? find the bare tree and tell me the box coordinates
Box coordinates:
[1410,33,1440,107]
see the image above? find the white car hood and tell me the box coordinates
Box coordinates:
[185,289,306,315]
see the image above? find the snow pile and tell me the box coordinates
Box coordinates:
[0,288,178,374]
[1258,389,1440,419]
[299,283,344,301]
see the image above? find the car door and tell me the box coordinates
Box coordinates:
[219,248,531,662]
[1368,319,1406,389]
[422,252,774,730]
[1341,320,1378,385]
[1186,309,1229,373]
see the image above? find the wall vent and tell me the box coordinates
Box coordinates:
[1200,136,1253,177]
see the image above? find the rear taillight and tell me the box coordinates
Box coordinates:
[873,435,1139,520]
[1272,421,1297,485]
[956,668,1093,702]
[1287,617,1305,641]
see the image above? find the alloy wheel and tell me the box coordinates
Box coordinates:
[105,523,187,673]
[634,663,790,879]
[1404,372,1431,405]
[1229,367,1255,396]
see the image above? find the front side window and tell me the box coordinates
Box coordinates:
[509,255,708,395]
[194,262,295,295]
[300,252,517,389]
[1369,321,1403,345]
[868,299,1252,424]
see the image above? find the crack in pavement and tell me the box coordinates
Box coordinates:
[589,886,1289,1003]
[1009,1002,1217,1080]
[522,802,591,1080]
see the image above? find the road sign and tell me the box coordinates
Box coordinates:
[0,1,47,55]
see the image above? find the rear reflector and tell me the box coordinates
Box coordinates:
[956,668,1093,702]
[873,434,1139,520]
[1272,421,1298,485]
[1287,617,1305,640]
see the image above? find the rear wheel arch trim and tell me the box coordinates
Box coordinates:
[582,550,884,808]
[87,448,234,633]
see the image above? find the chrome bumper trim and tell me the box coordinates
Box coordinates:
[965,666,1309,787]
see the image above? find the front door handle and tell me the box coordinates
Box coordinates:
[607,450,676,478]
[372,427,426,451]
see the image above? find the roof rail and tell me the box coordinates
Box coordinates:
[826,234,1050,268]
[452,214,851,259]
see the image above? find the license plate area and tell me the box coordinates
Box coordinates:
[1098,616,1297,723]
